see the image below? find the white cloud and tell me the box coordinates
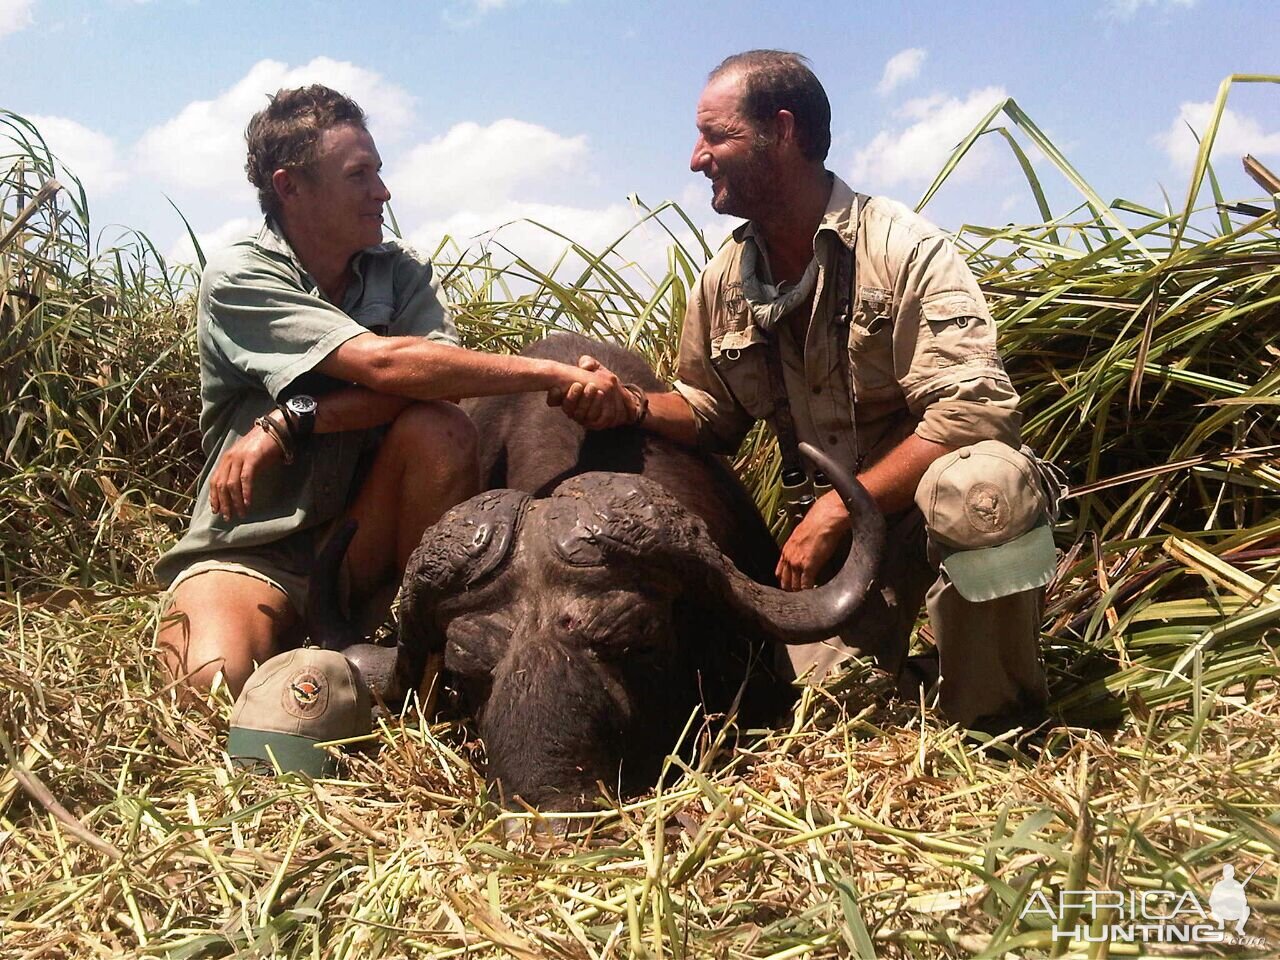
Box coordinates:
[1101,0,1194,21]
[408,197,722,286]
[0,0,34,38]
[389,119,588,217]
[877,48,926,96]
[134,57,415,196]
[849,86,1008,188]
[1156,101,1280,171]
[26,114,127,195]
[411,200,649,275]
[166,215,258,267]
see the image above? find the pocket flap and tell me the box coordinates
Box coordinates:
[921,293,988,324]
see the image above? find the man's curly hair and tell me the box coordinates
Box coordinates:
[244,85,367,219]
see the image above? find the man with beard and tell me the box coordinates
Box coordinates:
[561,51,1059,732]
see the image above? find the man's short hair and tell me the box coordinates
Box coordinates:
[709,50,831,163]
[245,85,368,219]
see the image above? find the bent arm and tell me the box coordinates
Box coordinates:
[639,391,702,448]
[776,433,952,590]
[789,433,955,542]
[312,386,414,433]
[316,332,605,401]
[856,432,954,515]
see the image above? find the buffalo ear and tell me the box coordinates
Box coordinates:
[395,488,531,683]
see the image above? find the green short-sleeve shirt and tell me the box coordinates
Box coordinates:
[155,220,457,586]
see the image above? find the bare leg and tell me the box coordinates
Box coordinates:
[341,401,480,609]
[157,571,298,696]
[158,402,476,697]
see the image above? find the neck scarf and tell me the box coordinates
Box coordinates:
[740,239,818,334]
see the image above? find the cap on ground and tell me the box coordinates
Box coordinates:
[227,647,371,777]
[915,440,1057,602]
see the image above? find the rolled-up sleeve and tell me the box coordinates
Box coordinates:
[202,261,367,402]
[891,233,1021,448]
[915,378,1022,447]
[673,281,756,455]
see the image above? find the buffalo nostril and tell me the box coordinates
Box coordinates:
[559,614,576,631]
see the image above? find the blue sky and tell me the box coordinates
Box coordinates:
[2,0,1276,274]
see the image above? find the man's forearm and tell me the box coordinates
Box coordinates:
[640,391,702,448]
[312,386,414,434]
[857,433,955,515]
[317,335,585,402]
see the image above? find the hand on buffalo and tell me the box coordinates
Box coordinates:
[548,355,637,430]
[776,490,851,591]
[208,421,286,521]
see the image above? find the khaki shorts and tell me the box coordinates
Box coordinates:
[168,557,304,612]
[164,521,338,618]
[160,521,398,645]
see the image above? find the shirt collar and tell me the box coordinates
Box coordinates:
[254,216,397,271]
[729,173,861,252]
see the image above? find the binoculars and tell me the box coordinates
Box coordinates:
[775,468,833,538]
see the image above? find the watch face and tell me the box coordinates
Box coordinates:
[287,395,318,416]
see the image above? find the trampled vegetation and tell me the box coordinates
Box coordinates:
[1,78,1278,958]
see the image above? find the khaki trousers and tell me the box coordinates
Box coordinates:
[782,509,1049,729]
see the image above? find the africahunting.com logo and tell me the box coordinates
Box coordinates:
[1020,863,1269,948]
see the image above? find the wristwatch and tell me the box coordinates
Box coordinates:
[281,394,318,444]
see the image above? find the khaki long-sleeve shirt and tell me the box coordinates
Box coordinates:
[673,176,1021,477]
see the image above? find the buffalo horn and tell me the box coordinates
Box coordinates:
[686,443,884,643]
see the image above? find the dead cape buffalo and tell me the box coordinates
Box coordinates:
[310,332,884,808]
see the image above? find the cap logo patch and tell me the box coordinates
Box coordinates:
[965,481,1009,534]
[281,669,329,719]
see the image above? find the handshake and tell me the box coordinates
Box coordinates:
[547,354,649,431]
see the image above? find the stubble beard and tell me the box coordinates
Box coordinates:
[711,144,775,220]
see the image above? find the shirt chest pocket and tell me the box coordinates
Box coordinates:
[710,344,775,421]
[847,287,898,399]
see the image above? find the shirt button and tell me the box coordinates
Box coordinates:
[828,435,839,445]
[958,448,971,459]
[812,385,822,395]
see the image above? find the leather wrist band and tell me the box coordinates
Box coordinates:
[278,403,300,440]
[255,416,295,464]
[622,383,649,426]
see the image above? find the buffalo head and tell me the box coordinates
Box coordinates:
[312,444,883,809]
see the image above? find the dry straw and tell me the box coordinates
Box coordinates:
[2,76,1278,958]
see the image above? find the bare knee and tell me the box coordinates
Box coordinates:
[157,577,294,698]
[385,401,479,484]
[387,400,477,452]
[159,613,268,697]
